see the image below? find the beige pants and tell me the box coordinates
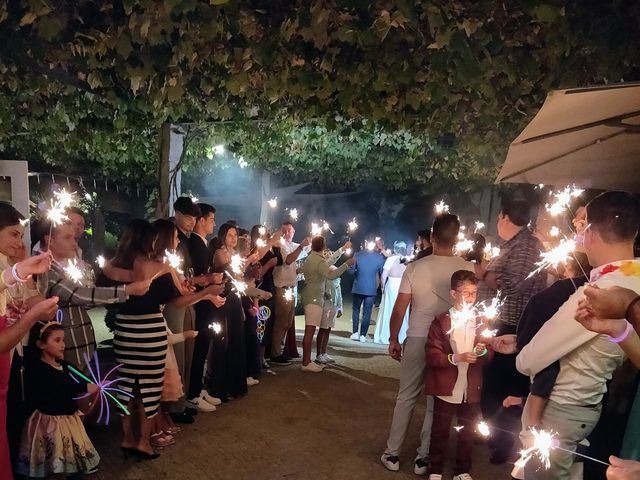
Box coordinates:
[271,286,296,357]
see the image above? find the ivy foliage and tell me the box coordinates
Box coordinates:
[0,0,638,189]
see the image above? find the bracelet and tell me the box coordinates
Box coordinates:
[12,264,29,283]
[608,320,633,344]
[625,297,640,323]
[447,354,457,365]
[477,347,488,357]
[1,267,16,288]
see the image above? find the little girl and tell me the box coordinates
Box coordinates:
[17,320,100,478]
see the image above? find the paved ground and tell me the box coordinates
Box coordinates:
[89,307,513,480]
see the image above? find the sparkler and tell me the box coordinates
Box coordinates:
[347,218,358,233]
[480,328,498,338]
[478,294,504,321]
[283,287,294,302]
[447,302,477,334]
[345,248,353,256]
[230,254,244,275]
[311,222,322,237]
[258,226,267,236]
[228,276,247,295]
[365,240,376,251]
[515,428,557,471]
[477,421,491,437]
[321,220,333,234]
[189,194,199,203]
[545,186,584,217]
[19,218,29,227]
[454,238,475,254]
[453,426,464,432]
[549,226,560,237]
[256,238,267,248]
[69,352,132,424]
[527,238,576,278]
[434,200,450,214]
[64,258,84,284]
[268,198,278,209]
[288,208,299,221]
[209,322,222,334]
[474,221,485,232]
[53,188,76,209]
[163,249,184,274]
[483,243,500,261]
[96,255,106,269]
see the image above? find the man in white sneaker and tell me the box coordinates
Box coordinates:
[381,214,475,474]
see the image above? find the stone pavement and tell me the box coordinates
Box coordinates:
[87,309,513,480]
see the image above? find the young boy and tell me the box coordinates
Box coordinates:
[425,270,494,480]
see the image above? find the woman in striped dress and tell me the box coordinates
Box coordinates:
[99,220,225,460]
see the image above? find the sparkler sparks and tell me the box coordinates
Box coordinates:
[311,222,322,237]
[230,254,244,275]
[515,428,558,471]
[268,198,278,209]
[164,249,184,274]
[209,322,222,334]
[453,426,464,432]
[19,218,30,227]
[545,186,584,216]
[228,276,247,295]
[478,294,504,321]
[283,287,294,302]
[483,242,500,260]
[454,238,475,254]
[256,238,267,248]
[447,302,477,334]
[64,258,84,284]
[288,208,299,221]
[347,218,358,233]
[477,421,491,437]
[258,226,267,236]
[365,240,376,251]
[96,255,106,269]
[481,328,498,338]
[345,248,353,255]
[528,238,576,278]
[549,226,560,237]
[474,221,485,232]
[53,188,76,209]
[46,201,69,226]
[434,200,450,214]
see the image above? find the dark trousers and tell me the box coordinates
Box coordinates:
[481,323,530,462]
[352,293,375,336]
[244,312,261,379]
[187,304,224,400]
[430,398,479,475]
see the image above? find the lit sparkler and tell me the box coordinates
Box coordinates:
[163,249,184,274]
[434,200,450,214]
[53,188,76,209]
[549,226,560,237]
[258,226,267,236]
[289,208,299,221]
[528,238,576,278]
[268,198,278,209]
[365,240,376,251]
[256,238,267,248]
[96,255,106,269]
[347,218,358,233]
[454,426,464,432]
[321,220,333,234]
[209,322,222,334]
[189,194,199,203]
[228,276,247,295]
[283,287,294,302]
[477,421,491,437]
[481,328,498,338]
[514,428,558,471]
[483,243,500,261]
[545,186,584,216]
[454,238,475,254]
[345,248,353,256]
[311,222,322,237]
[447,302,477,334]
[474,221,485,232]
[478,294,504,321]
[230,254,244,275]
[64,258,84,284]
[19,218,29,227]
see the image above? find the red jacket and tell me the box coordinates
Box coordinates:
[424,311,493,404]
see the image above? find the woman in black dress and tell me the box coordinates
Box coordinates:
[98,220,224,459]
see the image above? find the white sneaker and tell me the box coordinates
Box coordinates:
[380,454,400,472]
[453,474,473,480]
[322,353,336,363]
[246,377,260,386]
[414,455,430,475]
[349,332,360,341]
[359,335,367,343]
[200,390,222,406]
[301,362,324,372]
[187,396,216,412]
[315,354,328,364]
[428,475,442,480]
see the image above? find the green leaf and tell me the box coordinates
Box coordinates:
[210,0,229,5]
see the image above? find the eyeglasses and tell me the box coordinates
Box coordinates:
[456,290,477,298]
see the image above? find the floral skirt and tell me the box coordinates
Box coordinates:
[161,344,184,402]
[17,411,100,477]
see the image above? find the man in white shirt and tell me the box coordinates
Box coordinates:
[516,191,640,479]
[381,214,475,474]
[270,222,310,365]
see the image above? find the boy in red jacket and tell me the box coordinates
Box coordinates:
[425,270,493,480]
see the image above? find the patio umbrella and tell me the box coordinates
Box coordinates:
[496,82,640,192]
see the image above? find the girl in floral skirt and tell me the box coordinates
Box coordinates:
[17,321,100,478]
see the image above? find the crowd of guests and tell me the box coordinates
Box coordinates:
[2,190,640,480]
[379,191,640,480]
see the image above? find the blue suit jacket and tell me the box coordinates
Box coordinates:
[349,251,385,296]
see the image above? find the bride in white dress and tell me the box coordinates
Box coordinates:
[374,242,409,344]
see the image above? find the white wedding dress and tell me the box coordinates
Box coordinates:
[374,256,409,344]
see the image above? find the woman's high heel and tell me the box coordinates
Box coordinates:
[132,448,161,461]
[121,447,136,460]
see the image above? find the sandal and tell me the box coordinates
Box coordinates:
[150,433,175,448]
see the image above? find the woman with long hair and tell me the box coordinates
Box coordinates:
[98,219,223,460]
[374,241,410,345]
[0,202,58,480]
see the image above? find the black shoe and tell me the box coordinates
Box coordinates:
[270,355,292,365]
[184,407,198,416]
[170,412,195,424]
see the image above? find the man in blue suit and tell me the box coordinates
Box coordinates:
[349,243,385,342]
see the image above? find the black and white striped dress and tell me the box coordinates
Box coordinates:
[111,273,179,418]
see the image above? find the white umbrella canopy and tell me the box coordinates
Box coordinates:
[497,82,640,192]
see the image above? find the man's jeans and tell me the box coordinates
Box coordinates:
[352,293,376,336]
